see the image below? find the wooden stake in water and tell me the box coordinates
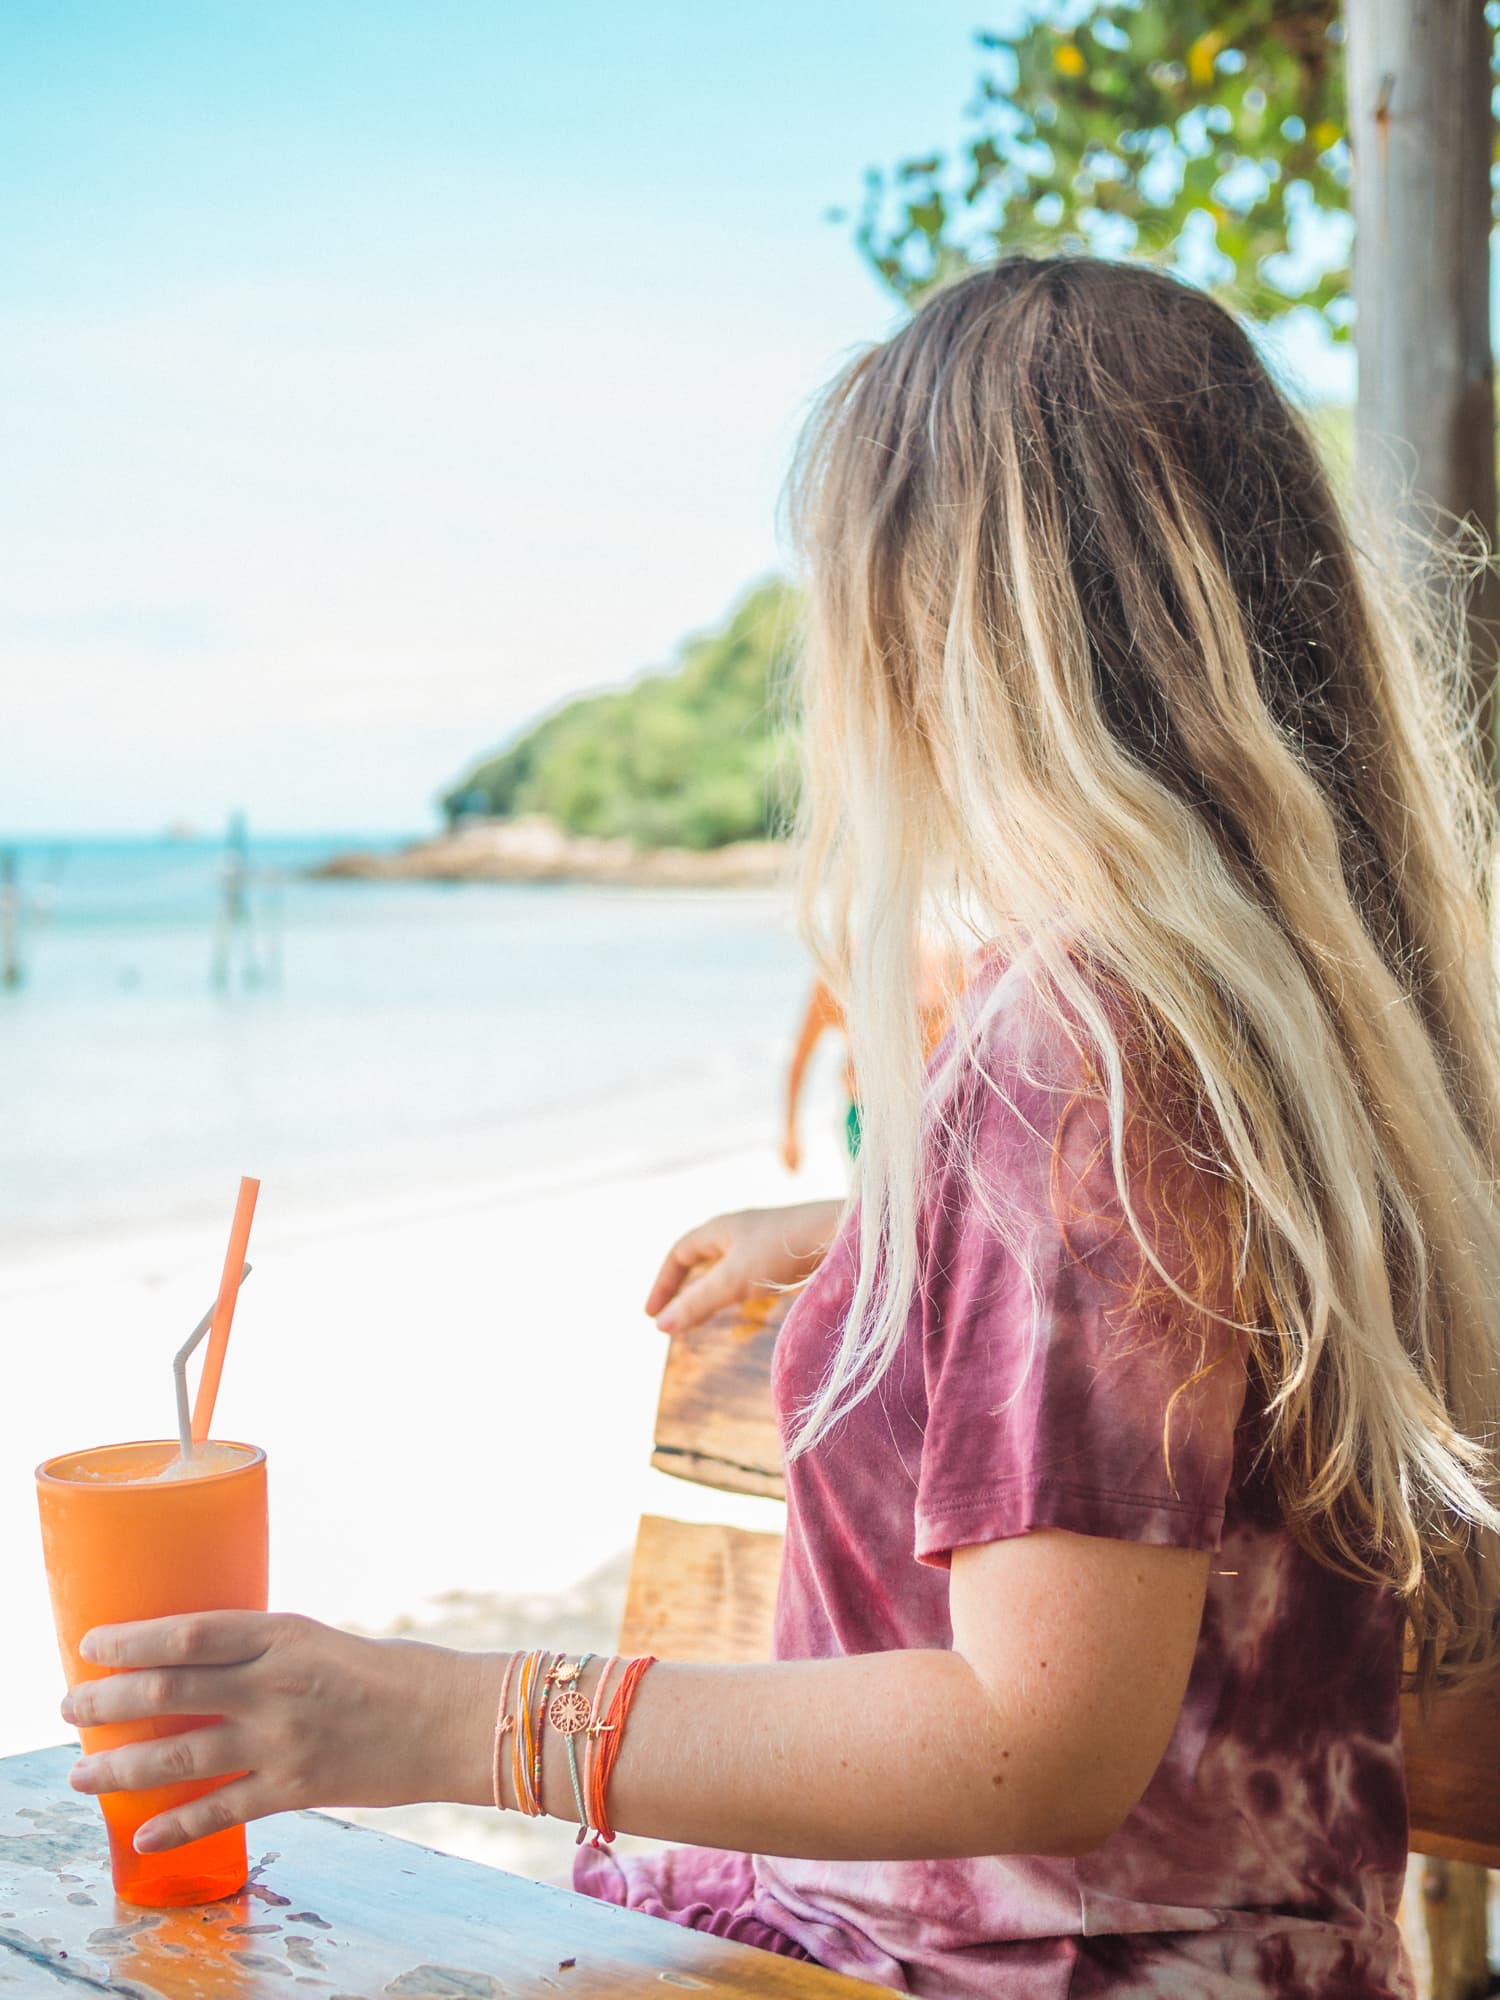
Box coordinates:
[1,849,21,991]
[174,1266,252,1461]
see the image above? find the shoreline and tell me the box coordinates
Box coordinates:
[310,815,789,890]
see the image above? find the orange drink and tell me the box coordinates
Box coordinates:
[35,1439,268,1907]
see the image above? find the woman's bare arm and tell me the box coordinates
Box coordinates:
[66,1528,1208,1862]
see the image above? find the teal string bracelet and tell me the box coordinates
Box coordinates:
[546,1654,594,1833]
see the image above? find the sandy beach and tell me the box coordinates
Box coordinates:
[4,1120,845,1881]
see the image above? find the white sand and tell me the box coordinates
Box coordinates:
[3,1119,845,1873]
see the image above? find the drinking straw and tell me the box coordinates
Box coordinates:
[173,1265,251,1461]
[190,1176,261,1443]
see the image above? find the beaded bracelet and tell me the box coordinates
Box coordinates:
[511,1649,553,1817]
[529,1649,556,1816]
[587,1654,657,1849]
[509,1650,532,1815]
[510,1650,529,1814]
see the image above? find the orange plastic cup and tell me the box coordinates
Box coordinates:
[35,1439,268,1907]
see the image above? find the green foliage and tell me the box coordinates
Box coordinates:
[441,578,800,850]
[852,3,1362,330]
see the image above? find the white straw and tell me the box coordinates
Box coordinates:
[173,1263,252,1460]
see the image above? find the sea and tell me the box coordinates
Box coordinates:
[0,833,818,1257]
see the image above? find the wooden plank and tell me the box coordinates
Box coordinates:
[0,1744,881,1998]
[650,1292,789,1502]
[619,1515,783,1665]
[1403,1673,1500,1870]
[1407,1827,1500,1872]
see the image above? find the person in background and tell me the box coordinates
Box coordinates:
[781,976,851,1170]
[782,943,959,1170]
[61,256,1500,2000]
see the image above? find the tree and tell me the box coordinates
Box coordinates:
[852,2,1354,326]
[852,3,1499,764]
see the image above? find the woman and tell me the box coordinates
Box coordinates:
[62,257,1500,1998]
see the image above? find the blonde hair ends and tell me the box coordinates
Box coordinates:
[788,255,1500,1689]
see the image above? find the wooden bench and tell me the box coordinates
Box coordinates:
[623,1291,1500,2000]
[621,1289,789,1665]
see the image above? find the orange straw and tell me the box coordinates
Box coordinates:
[191,1176,260,1443]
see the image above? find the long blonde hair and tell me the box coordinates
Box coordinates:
[788,254,1500,1688]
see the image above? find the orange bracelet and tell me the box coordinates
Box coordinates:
[578,1655,620,1846]
[530,1649,556,1816]
[511,1649,552,1816]
[587,1654,656,1848]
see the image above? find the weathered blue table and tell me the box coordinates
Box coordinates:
[0,1746,878,1998]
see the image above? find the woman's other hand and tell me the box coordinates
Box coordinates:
[645,1201,841,1334]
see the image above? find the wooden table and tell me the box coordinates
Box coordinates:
[0,1746,882,1998]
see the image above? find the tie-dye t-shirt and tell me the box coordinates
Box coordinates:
[578,955,1413,1998]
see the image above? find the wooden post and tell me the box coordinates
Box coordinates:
[211,809,257,991]
[1346,10,1497,1992]
[1345,0,1499,766]
[0,849,21,990]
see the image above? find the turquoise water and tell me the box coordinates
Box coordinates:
[0,835,810,1250]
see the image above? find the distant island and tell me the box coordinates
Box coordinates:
[313,578,800,887]
[448,577,797,845]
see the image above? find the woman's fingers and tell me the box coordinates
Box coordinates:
[643,1225,726,1317]
[80,1610,280,1672]
[655,1259,746,1334]
[59,1613,431,1833]
[642,1249,693,1318]
[134,1774,265,1855]
[63,1663,248,1732]
[70,1723,242,1800]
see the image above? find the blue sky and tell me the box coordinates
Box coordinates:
[2,1,1352,834]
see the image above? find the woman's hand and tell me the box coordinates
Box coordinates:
[645,1200,841,1334]
[61,1612,499,1853]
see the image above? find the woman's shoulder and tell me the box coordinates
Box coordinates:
[941,936,1160,1131]
[933,939,1234,1280]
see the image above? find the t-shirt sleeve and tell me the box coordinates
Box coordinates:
[913,988,1247,1567]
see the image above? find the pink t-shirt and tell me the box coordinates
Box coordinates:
[579,956,1412,1998]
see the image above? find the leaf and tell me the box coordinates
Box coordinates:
[1187,29,1223,86]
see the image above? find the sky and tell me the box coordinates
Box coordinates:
[1,0,1353,836]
